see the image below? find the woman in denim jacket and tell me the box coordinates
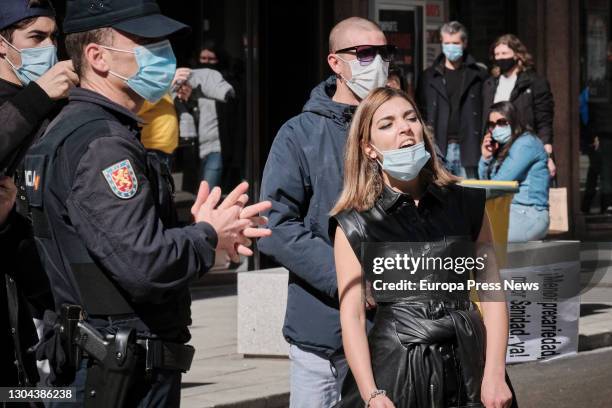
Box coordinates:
[479,101,550,242]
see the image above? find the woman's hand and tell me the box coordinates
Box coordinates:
[481,375,512,408]
[177,83,193,102]
[543,143,556,178]
[368,394,396,408]
[481,133,498,160]
[547,157,557,178]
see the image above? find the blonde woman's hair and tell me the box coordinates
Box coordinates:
[330,87,458,215]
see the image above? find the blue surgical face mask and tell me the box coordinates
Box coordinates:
[0,36,58,85]
[103,40,177,103]
[442,43,463,62]
[491,125,512,144]
[372,142,431,182]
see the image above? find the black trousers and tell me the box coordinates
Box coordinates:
[582,148,602,213]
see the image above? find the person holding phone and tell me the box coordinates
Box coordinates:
[479,101,549,242]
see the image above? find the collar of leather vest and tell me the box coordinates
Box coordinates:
[377,182,447,212]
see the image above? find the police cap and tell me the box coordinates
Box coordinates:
[63,0,189,38]
[0,0,56,31]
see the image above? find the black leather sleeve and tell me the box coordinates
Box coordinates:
[329,210,364,260]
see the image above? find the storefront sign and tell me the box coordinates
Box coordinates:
[378,8,422,92]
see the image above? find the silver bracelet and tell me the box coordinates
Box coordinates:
[365,389,386,407]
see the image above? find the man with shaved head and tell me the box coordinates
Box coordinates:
[259,17,394,407]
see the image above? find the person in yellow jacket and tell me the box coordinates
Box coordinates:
[139,93,179,170]
[138,68,191,170]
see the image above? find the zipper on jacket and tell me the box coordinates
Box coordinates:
[430,384,437,408]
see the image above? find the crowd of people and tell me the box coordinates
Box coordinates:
[259,18,556,408]
[0,0,562,407]
[413,22,554,243]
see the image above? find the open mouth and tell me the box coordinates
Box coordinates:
[399,140,415,149]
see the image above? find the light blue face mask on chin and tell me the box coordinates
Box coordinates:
[0,36,58,85]
[104,40,177,103]
[372,142,431,182]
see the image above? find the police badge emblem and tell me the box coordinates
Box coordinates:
[102,159,138,199]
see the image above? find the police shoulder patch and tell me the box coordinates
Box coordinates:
[102,159,138,199]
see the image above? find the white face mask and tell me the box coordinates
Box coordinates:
[337,54,389,99]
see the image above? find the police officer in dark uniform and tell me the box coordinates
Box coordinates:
[23,0,271,405]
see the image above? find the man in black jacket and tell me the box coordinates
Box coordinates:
[0,0,78,387]
[417,21,486,179]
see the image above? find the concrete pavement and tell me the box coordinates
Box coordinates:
[181,285,289,408]
[507,346,612,408]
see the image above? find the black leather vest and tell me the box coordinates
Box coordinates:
[331,184,499,408]
[331,183,485,258]
[331,183,486,304]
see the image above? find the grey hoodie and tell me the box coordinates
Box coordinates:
[188,68,234,158]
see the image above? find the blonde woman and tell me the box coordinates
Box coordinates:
[330,87,515,408]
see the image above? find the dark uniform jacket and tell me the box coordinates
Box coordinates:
[259,76,354,358]
[25,88,218,344]
[482,70,554,145]
[416,53,487,168]
[0,78,56,386]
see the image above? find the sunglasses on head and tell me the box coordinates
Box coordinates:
[335,44,398,66]
[486,118,509,131]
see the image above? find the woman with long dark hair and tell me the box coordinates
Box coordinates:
[479,101,549,242]
[330,87,515,408]
[483,34,555,179]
